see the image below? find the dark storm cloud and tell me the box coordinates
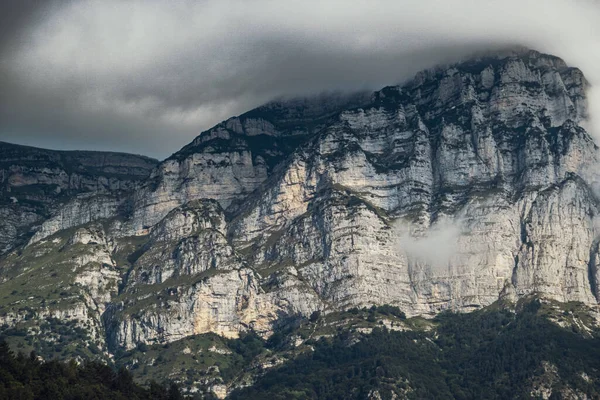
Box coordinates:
[1,0,600,159]
[0,1,47,54]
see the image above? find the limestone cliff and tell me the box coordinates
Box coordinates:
[0,142,157,253]
[1,50,599,356]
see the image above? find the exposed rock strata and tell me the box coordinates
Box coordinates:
[1,50,599,352]
[0,142,157,252]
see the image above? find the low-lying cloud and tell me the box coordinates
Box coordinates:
[395,219,465,270]
[1,0,600,158]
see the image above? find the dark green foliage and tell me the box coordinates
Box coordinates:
[372,305,406,320]
[0,341,183,399]
[226,332,265,361]
[231,303,600,399]
[220,332,266,381]
[136,342,148,353]
[266,331,285,349]
[309,311,321,323]
[1,317,102,362]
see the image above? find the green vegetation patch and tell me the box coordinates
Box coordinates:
[0,340,182,399]
[231,300,600,399]
[0,229,107,310]
[1,317,102,362]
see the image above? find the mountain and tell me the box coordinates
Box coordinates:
[1,49,599,398]
[0,142,158,254]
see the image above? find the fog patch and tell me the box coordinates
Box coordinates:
[394,218,465,270]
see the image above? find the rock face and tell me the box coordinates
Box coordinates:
[1,49,599,353]
[127,92,371,233]
[0,142,158,252]
[222,49,598,316]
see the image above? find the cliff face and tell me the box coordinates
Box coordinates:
[224,51,596,315]
[1,50,599,354]
[0,142,158,253]
[126,92,372,233]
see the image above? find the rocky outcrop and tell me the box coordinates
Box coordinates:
[107,268,279,350]
[0,223,121,351]
[28,194,123,244]
[127,200,241,286]
[0,142,157,193]
[127,92,371,233]
[107,199,321,349]
[0,142,157,253]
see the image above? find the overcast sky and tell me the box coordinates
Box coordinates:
[1,0,599,159]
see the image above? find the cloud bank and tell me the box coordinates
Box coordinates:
[395,219,465,271]
[1,0,599,158]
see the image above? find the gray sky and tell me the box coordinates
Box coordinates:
[1,0,600,159]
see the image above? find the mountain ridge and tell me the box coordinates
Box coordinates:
[1,48,600,397]
[0,141,158,254]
